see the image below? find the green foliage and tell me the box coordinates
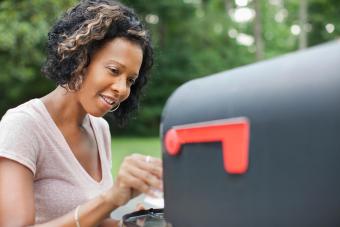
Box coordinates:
[0,0,339,136]
[0,0,76,114]
[308,0,340,45]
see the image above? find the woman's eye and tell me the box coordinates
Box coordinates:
[108,67,119,75]
[128,78,136,85]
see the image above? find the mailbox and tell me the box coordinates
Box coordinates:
[161,41,340,227]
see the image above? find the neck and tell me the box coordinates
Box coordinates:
[40,86,88,129]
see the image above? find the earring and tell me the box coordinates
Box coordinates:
[109,103,120,112]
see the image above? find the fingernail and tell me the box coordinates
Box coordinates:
[150,188,163,198]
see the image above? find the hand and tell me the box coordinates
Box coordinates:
[108,154,163,207]
[135,203,145,211]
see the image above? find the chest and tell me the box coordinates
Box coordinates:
[60,125,102,182]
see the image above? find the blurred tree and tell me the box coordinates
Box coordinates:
[308,0,340,46]
[0,0,76,115]
[253,0,265,60]
[299,0,308,49]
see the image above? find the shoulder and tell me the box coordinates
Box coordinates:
[0,99,41,130]
[0,99,44,154]
[0,99,42,175]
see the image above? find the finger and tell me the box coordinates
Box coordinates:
[118,163,162,196]
[126,164,163,191]
[130,153,163,166]
[138,157,163,179]
[135,203,145,211]
[144,155,162,165]
[144,163,163,179]
[118,171,150,195]
[125,154,163,179]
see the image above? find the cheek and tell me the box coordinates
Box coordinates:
[84,67,107,86]
[123,88,132,101]
[119,86,132,103]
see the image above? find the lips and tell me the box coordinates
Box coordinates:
[99,94,118,106]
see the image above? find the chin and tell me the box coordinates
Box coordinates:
[91,113,105,117]
[86,108,107,117]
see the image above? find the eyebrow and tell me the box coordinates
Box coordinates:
[107,59,139,77]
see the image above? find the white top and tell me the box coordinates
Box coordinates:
[0,98,113,223]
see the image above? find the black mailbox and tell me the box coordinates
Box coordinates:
[161,41,340,227]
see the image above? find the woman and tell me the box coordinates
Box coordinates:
[0,0,163,226]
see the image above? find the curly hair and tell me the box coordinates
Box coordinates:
[41,0,153,126]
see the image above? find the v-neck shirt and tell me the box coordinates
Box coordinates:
[0,98,113,223]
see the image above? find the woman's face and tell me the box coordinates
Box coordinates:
[76,37,143,117]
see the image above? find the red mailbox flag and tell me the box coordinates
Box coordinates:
[164,117,250,174]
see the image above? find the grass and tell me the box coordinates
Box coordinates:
[110,137,161,177]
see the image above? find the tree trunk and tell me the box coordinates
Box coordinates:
[299,0,308,49]
[224,0,233,16]
[253,0,264,60]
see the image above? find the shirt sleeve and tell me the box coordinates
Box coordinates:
[0,111,39,175]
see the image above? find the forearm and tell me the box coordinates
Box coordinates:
[32,191,119,227]
[98,218,120,227]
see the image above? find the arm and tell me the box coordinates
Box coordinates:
[0,154,162,227]
[0,158,35,226]
[0,158,120,227]
[98,219,120,227]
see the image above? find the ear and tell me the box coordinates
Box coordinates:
[73,67,88,90]
[81,67,88,76]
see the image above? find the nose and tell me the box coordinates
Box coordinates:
[110,76,128,98]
